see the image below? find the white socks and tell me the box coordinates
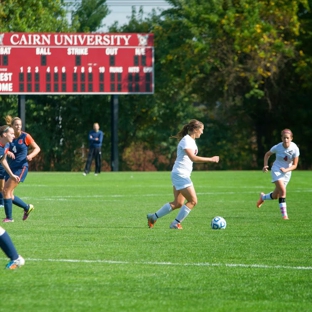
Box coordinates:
[153,203,192,225]
[155,203,172,219]
[173,205,191,224]
[279,203,288,217]
[263,192,273,200]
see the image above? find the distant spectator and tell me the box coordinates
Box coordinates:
[83,123,104,176]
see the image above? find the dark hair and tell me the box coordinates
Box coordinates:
[0,125,11,137]
[171,119,204,140]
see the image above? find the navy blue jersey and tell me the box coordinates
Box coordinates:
[0,142,9,176]
[9,132,34,170]
[88,130,104,148]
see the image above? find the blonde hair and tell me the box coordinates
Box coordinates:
[171,119,204,141]
[5,115,22,126]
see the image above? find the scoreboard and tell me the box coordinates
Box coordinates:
[0,32,154,94]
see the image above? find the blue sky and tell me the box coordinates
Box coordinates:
[102,0,172,30]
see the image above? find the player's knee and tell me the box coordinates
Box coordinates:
[171,202,183,209]
[2,190,9,198]
[2,187,8,196]
[188,199,197,208]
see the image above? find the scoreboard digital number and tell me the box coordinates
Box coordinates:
[0,32,154,94]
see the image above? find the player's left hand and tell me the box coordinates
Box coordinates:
[7,151,15,159]
[11,175,20,183]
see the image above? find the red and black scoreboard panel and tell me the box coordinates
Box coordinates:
[0,32,154,94]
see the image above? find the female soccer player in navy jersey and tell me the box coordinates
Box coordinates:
[147,119,219,230]
[256,129,300,220]
[0,125,25,269]
[0,156,6,208]
[2,116,40,222]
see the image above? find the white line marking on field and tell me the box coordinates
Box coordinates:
[16,188,312,202]
[25,258,312,270]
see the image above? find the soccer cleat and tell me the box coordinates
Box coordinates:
[22,204,34,221]
[2,218,14,223]
[82,172,87,176]
[283,216,289,220]
[169,222,183,230]
[256,192,265,208]
[5,255,25,270]
[147,213,157,228]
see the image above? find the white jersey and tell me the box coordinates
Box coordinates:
[172,135,198,177]
[270,142,300,169]
[270,141,300,183]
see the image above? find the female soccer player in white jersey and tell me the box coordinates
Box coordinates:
[256,129,300,219]
[147,119,219,229]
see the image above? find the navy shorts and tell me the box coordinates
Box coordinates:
[0,167,5,180]
[5,166,28,182]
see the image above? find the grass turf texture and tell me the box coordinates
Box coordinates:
[1,171,312,312]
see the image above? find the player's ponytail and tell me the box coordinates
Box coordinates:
[170,119,204,140]
[4,115,12,126]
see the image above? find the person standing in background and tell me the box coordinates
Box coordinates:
[83,123,104,176]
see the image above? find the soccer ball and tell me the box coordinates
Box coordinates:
[211,216,226,230]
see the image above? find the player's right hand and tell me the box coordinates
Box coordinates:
[262,166,269,172]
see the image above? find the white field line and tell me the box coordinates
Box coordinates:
[17,187,312,201]
[22,258,312,270]
[17,190,312,201]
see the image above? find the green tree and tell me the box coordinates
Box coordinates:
[0,0,74,130]
[108,7,205,170]
[72,0,110,32]
[0,0,112,171]
[0,0,72,32]
[161,0,310,168]
[25,95,111,171]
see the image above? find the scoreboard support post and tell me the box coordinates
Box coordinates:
[18,95,26,131]
[110,95,119,171]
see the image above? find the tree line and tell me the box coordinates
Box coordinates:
[0,0,311,171]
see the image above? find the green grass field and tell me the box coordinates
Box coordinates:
[1,171,311,312]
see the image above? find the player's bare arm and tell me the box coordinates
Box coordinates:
[263,151,273,172]
[184,149,219,163]
[27,141,41,161]
[280,156,299,173]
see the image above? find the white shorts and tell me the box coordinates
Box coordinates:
[171,172,193,191]
[271,166,291,187]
